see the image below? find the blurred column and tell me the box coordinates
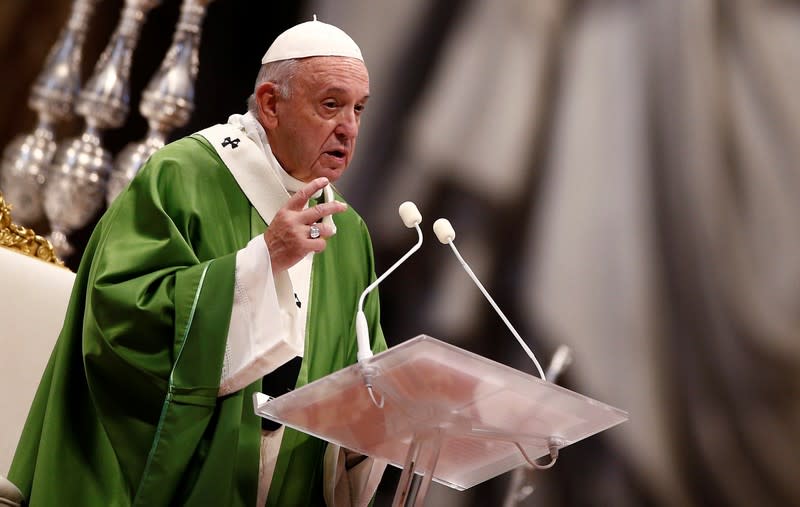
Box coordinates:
[0,0,98,226]
[107,0,215,205]
[42,0,161,257]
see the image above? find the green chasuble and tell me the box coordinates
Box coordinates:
[8,134,387,506]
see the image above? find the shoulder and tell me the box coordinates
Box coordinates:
[110,134,248,226]
[144,135,222,178]
[133,135,234,194]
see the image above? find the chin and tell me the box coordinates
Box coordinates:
[319,167,346,183]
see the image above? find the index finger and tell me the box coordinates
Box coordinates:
[300,200,348,224]
[285,177,329,210]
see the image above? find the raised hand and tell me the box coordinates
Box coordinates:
[264,177,347,273]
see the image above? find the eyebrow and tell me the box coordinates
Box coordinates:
[322,87,370,101]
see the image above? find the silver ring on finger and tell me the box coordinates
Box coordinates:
[309,224,321,239]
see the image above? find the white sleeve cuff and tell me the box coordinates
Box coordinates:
[219,235,304,396]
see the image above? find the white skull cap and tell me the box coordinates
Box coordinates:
[261,15,363,64]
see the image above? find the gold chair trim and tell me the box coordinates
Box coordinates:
[0,192,64,267]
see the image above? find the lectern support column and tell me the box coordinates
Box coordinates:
[392,429,444,507]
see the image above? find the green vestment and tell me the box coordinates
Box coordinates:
[8,134,387,506]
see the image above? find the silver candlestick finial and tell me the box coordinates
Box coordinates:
[0,0,98,226]
[107,0,215,205]
[43,0,162,257]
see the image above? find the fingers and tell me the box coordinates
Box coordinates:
[285,177,330,210]
[306,221,338,240]
[290,230,328,256]
[300,200,347,224]
[309,237,328,254]
[266,178,348,272]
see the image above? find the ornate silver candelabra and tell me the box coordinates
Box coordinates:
[0,0,98,226]
[107,0,215,205]
[43,0,161,257]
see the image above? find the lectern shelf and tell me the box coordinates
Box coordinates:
[253,334,628,496]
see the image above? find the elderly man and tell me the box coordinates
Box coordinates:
[8,19,387,506]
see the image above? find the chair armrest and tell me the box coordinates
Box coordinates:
[0,474,23,506]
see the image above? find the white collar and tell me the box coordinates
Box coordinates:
[227,112,322,198]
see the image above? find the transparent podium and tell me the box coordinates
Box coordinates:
[253,335,628,506]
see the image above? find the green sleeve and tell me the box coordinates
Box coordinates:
[84,144,247,499]
[9,137,260,506]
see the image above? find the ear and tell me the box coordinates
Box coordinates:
[255,81,280,129]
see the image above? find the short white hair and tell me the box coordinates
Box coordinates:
[246,59,300,116]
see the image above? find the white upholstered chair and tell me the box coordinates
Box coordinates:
[0,196,75,505]
[0,246,74,472]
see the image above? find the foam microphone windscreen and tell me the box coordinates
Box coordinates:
[433,218,456,244]
[398,201,422,228]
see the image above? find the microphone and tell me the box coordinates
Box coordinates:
[432,218,547,380]
[355,201,423,362]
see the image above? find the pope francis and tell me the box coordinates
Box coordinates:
[8,18,387,507]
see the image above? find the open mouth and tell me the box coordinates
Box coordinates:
[325,150,346,160]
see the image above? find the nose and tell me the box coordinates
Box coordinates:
[335,109,359,140]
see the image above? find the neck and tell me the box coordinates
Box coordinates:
[233,112,309,194]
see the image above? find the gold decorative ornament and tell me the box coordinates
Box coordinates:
[0,192,65,266]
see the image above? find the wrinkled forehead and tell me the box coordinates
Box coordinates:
[293,56,370,96]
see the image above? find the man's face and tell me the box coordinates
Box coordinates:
[265,57,370,183]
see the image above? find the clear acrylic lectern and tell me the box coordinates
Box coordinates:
[253,335,628,506]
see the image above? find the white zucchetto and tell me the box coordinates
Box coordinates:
[261,16,363,64]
